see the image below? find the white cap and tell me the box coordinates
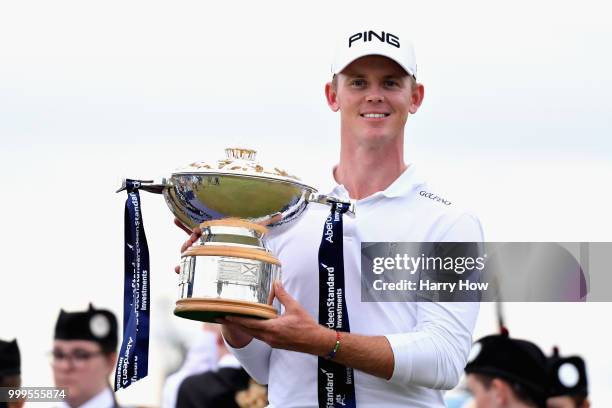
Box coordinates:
[331,28,417,79]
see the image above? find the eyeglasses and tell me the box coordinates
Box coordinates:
[49,349,105,367]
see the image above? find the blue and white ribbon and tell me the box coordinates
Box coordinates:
[115,179,150,390]
[318,202,356,408]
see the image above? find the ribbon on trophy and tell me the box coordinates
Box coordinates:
[115,179,150,390]
[318,202,356,408]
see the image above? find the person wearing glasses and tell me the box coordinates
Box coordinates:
[51,303,121,408]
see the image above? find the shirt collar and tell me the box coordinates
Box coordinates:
[322,164,425,201]
[60,387,114,408]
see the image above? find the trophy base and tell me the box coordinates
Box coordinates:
[174,298,278,323]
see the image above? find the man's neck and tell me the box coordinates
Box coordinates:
[335,139,407,200]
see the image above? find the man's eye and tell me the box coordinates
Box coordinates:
[350,79,366,87]
[72,350,92,360]
[384,80,399,87]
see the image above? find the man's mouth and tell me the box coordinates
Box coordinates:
[360,113,390,118]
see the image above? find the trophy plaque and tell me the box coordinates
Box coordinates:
[120,147,354,323]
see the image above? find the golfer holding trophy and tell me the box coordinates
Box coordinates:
[119,27,484,407]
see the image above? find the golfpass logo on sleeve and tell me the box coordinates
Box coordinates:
[419,190,452,205]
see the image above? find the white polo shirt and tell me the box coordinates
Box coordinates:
[226,165,484,408]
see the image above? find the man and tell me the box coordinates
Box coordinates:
[52,303,121,408]
[161,325,220,408]
[546,348,590,408]
[0,339,24,408]
[175,350,251,408]
[162,324,256,408]
[464,331,549,408]
[178,27,483,407]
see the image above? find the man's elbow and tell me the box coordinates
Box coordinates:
[436,365,462,390]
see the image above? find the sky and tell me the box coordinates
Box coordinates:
[1,0,611,405]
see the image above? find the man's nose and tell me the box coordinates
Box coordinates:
[366,92,384,103]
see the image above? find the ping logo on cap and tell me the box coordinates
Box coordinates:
[348,31,400,49]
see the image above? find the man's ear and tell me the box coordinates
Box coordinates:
[409,83,425,114]
[105,351,118,375]
[325,82,340,112]
[490,378,512,406]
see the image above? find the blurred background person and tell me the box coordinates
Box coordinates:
[51,304,122,408]
[464,330,549,408]
[172,324,262,408]
[161,324,221,408]
[0,339,24,408]
[546,347,590,408]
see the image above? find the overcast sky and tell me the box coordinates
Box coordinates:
[1,0,611,405]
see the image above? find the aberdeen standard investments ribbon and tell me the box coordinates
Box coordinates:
[115,179,150,390]
[318,202,356,408]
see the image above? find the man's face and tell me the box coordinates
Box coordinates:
[325,55,424,148]
[466,374,501,408]
[51,340,116,405]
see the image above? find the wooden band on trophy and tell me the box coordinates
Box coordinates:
[182,245,281,266]
[174,298,278,321]
[200,218,269,235]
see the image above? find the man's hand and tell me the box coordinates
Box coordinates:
[221,280,395,379]
[174,218,202,274]
[218,281,336,356]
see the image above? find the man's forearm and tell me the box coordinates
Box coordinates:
[307,326,395,380]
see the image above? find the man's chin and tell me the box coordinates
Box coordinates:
[56,382,81,401]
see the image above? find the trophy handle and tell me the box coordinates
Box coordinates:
[116,178,169,194]
[308,193,356,216]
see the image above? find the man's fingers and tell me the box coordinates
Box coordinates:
[273,281,297,310]
[174,218,193,235]
[181,239,191,253]
[180,231,200,253]
[225,315,270,330]
[220,319,264,339]
[176,222,202,273]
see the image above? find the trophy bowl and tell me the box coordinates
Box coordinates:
[121,147,354,323]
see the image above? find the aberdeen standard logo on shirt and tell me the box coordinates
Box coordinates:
[419,190,452,206]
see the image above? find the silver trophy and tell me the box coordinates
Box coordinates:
[119,147,354,323]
